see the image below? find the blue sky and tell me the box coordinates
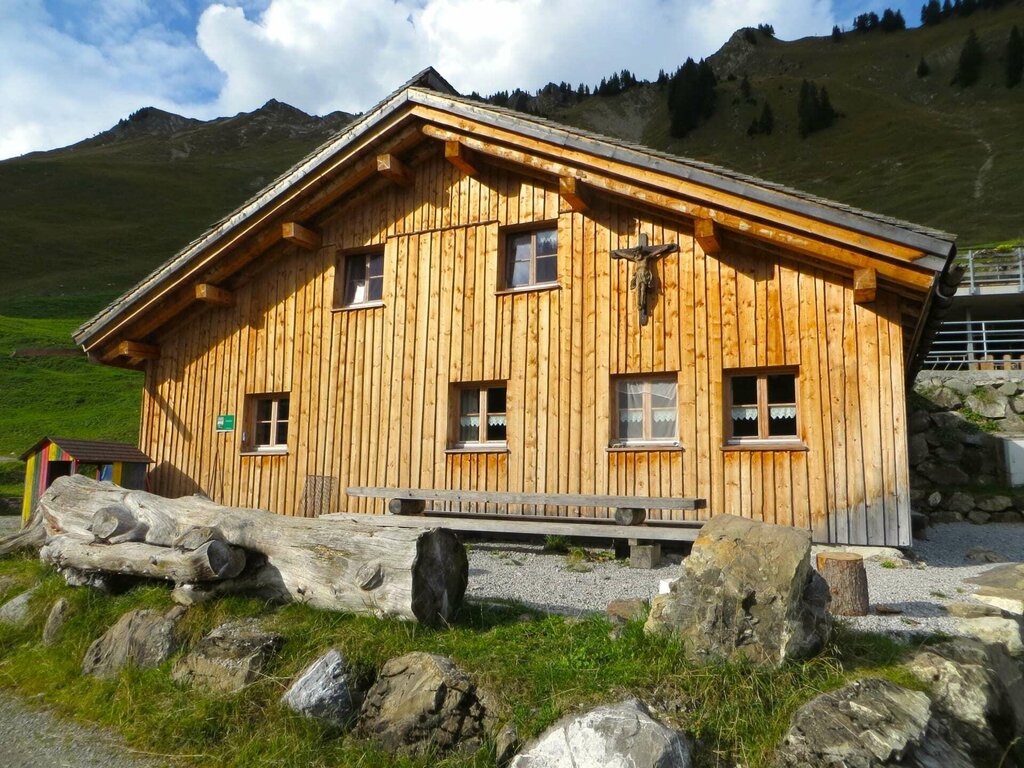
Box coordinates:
[1,0,929,160]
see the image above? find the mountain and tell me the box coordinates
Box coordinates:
[2,3,1023,319]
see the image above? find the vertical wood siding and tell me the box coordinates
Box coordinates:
[139,152,912,545]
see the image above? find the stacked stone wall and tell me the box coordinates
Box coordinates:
[910,372,1024,524]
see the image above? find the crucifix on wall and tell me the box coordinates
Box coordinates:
[611,233,678,326]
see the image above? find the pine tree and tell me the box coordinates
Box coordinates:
[797,80,818,137]
[667,58,718,137]
[917,56,931,77]
[951,29,984,86]
[832,24,844,42]
[942,0,953,16]
[1007,25,1023,88]
[921,0,943,25]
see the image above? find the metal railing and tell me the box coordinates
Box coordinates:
[958,247,1024,293]
[921,318,1024,370]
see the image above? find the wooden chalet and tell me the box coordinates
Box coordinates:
[74,69,959,546]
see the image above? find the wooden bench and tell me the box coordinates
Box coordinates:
[332,487,709,568]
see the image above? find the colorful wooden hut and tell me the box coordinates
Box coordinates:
[20,437,151,522]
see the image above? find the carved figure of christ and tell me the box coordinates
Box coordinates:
[611,233,679,326]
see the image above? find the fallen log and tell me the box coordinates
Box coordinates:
[39,475,468,625]
[41,534,246,583]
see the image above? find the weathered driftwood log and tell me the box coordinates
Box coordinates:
[614,507,646,526]
[816,551,869,616]
[39,475,468,625]
[0,506,46,556]
[41,534,246,583]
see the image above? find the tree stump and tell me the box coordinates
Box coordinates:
[816,552,869,616]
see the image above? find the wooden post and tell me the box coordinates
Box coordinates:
[816,552,869,616]
[614,507,646,526]
[388,498,426,515]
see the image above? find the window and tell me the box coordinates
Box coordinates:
[452,384,507,447]
[612,376,678,445]
[338,249,384,307]
[504,227,557,289]
[726,371,798,442]
[245,394,289,452]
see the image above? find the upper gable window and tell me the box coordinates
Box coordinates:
[505,227,557,289]
[337,249,384,308]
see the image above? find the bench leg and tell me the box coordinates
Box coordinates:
[629,540,661,569]
[388,498,425,515]
[613,539,630,560]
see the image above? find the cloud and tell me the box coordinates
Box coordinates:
[1,0,839,160]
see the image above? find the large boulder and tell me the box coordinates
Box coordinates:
[905,638,1024,764]
[773,677,973,767]
[354,651,493,756]
[281,648,357,727]
[172,619,282,693]
[82,607,183,678]
[645,515,830,665]
[510,699,691,768]
[967,563,1024,615]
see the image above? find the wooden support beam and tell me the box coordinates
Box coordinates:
[444,140,478,176]
[194,283,234,307]
[854,268,877,304]
[694,217,721,254]
[376,153,412,187]
[115,341,159,360]
[559,176,588,212]
[281,221,321,251]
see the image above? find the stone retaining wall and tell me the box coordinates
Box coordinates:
[910,372,1024,524]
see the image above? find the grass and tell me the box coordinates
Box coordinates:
[0,462,24,498]
[0,554,932,768]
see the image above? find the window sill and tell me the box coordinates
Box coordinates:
[721,441,808,452]
[494,282,561,297]
[240,449,289,457]
[332,301,385,313]
[445,444,510,455]
[607,442,684,452]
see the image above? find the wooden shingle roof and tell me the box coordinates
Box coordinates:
[20,437,152,464]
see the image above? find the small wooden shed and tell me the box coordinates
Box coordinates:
[20,437,151,522]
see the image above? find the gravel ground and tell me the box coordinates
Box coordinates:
[465,522,1024,637]
[0,691,171,768]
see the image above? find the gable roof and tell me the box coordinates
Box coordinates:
[20,436,152,464]
[73,67,957,360]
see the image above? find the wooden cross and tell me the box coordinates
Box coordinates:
[611,233,678,326]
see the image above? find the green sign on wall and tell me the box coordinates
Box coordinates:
[216,414,235,432]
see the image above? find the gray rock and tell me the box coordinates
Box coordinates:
[1002,412,1024,433]
[966,546,1003,563]
[355,651,494,755]
[606,598,648,624]
[930,387,963,411]
[992,511,1023,524]
[510,699,691,768]
[977,496,1014,513]
[998,381,1020,397]
[944,602,1003,619]
[42,598,70,645]
[0,586,38,626]
[906,638,1024,764]
[922,462,970,486]
[966,393,1007,419]
[928,491,943,508]
[944,378,977,396]
[281,649,356,727]
[1011,396,1024,415]
[946,492,975,514]
[82,608,182,679]
[908,434,929,465]
[172,619,282,693]
[495,722,520,767]
[956,616,1024,656]
[645,515,830,665]
[773,677,972,768]
[910,410,932,433]
[934,442,964,464]
[968,510,992,525]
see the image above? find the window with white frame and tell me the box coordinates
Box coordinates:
[726,370,798,442]
[452,384,507,446]
[612,376,678,445]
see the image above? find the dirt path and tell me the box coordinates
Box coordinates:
[0,690,173,768]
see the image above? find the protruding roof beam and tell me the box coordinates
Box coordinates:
[281,221,322,251]
[194,283,234,307]
[854,268,877,304]
[694,217,721,254]
[559,176,588,212]
[444,140,478,176]
[116,340,159,360]
[377,153,412,187]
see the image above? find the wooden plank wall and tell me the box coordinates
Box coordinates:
[139,150,912,545]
